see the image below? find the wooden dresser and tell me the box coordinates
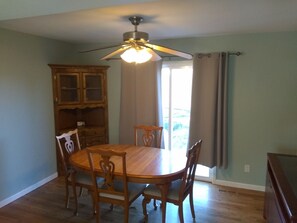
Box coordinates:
[264,153,297,223]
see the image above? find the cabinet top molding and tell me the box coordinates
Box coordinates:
[48,64,110,69]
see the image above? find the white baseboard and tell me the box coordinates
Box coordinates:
[0,172,58,208]
[213,179,265,192]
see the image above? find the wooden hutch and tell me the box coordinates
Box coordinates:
[49,64,109,175]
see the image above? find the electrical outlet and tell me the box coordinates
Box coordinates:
[244,164,250,173]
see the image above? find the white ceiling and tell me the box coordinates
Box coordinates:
[1,0,297,44]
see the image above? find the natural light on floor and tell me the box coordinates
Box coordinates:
[196,165,210,177]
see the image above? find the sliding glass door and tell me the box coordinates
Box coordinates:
[161,61,192,151]
[161,60,213,181]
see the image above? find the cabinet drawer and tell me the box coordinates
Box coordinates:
[83,128,105,136]
[85,136,106,147]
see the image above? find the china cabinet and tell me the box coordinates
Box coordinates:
[49,64,109,174]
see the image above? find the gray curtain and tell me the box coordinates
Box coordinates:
[188,52,229,168]
[119,60,163,145]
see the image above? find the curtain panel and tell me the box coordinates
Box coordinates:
[119,61,163,145]
[189,52,229,168]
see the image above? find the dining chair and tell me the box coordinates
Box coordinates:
[56,129,94,215]
[142,140,202,223]
[134,124,163,209]
[134,125,163,148]
[87,148,147,223]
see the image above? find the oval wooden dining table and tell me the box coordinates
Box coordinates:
[69,144,187,223]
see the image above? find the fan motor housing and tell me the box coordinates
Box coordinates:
[123,31,149,42]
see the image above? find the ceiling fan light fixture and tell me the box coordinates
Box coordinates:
[81,16,193,62]
[120,47,152,64]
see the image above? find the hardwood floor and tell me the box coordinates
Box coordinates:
[0,177,266,223]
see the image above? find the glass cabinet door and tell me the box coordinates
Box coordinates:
[57,73,80,104]
[83,73,104,103]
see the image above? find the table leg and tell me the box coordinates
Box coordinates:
[157,183,170,223]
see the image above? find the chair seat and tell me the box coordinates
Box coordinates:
[99,180,147,201]
[68,170,101,186]
[143,179,182,201]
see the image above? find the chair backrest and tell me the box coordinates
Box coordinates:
[87,148,128,203]
[56,129,81,174]
[179,140,202,199]
[134,125,163,148]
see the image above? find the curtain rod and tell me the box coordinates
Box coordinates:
[197,51,242,58]
[151,51,242,59]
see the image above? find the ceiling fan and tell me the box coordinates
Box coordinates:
[80,16,193,63]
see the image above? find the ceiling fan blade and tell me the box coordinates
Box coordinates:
[79,44,123,53]
[146,48,162,61]
[145,43,193,60]
[100,46,131,60]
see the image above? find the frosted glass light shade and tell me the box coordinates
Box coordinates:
[121,48,152,64]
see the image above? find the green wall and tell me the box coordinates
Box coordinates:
[0,28,78,202]
[1,27,297,205]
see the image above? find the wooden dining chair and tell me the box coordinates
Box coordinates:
[142,140,202,223]
[56,129,94,215]
[134,125,163,148]
[134,124,163,209]
[87,148,147,223]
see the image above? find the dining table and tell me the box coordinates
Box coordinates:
[69,144,187,223]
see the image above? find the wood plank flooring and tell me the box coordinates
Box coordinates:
[0,177,266,223]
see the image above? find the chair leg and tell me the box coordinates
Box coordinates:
[124,204,129,223]
[71,182,78,215]
[90,191,96,215]
[65,181,70,208]
[95,202,99,223]
[78,186,83,196]
[189,191,196,219]
[178,204,184,223]
[142,196,151,222]
[161,201,167,223]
